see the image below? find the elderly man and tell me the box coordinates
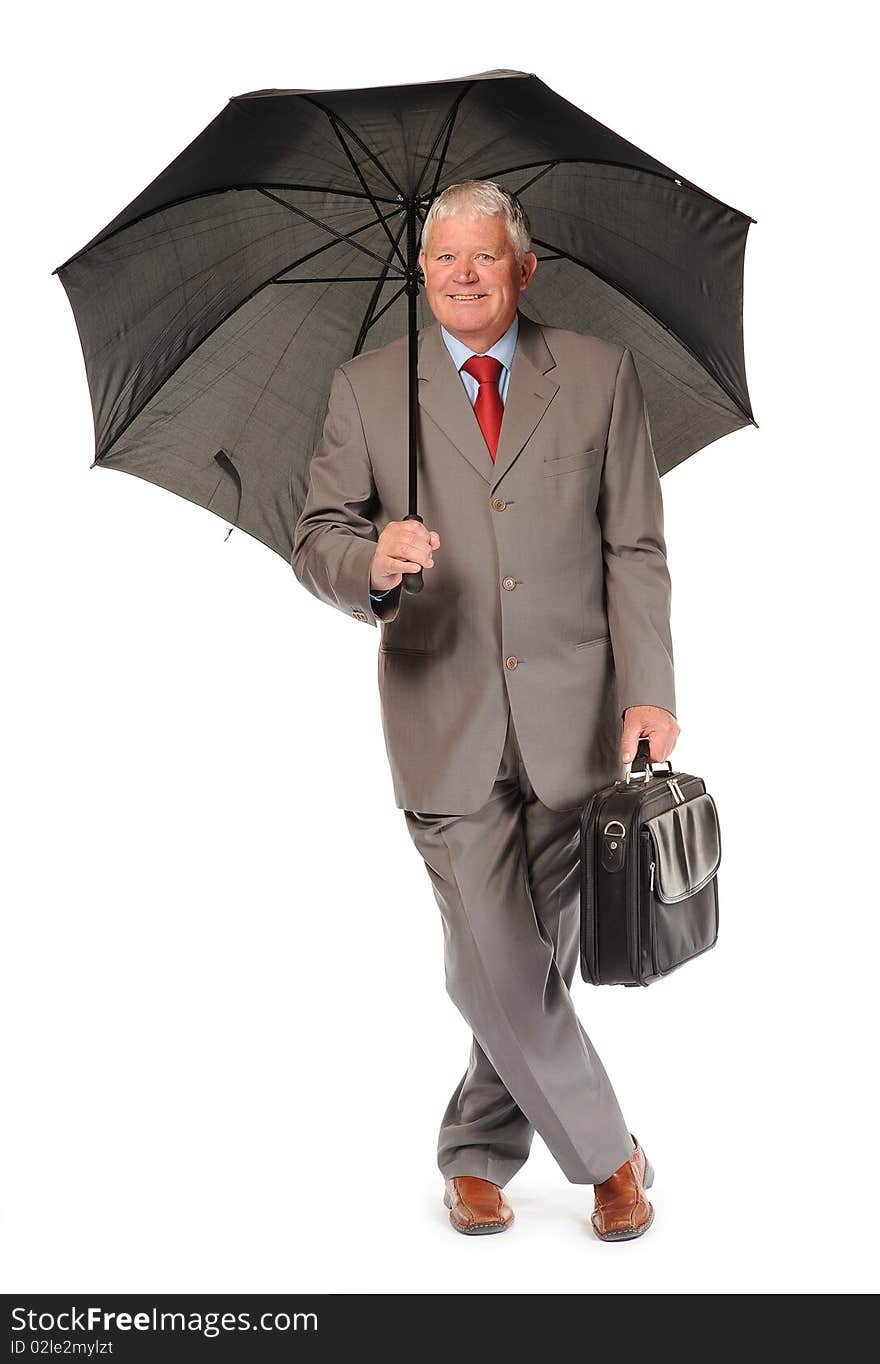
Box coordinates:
[291,180,679,1242]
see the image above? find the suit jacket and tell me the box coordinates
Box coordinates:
[291,309,675,814]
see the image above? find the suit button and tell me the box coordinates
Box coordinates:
[492,497,506,511]
[502,576,516,591]
[505,655,519,670]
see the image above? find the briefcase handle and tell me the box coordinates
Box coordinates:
[625,736,674,784]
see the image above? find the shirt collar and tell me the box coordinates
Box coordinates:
[440,312,519,375]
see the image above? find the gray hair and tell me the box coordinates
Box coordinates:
[420,181,532,263]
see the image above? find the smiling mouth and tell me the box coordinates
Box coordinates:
[448,293,487,300]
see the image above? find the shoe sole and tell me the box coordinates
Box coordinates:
[591,1151,655,1243]
[443,1190,513,1235]
[593,1205,655,1241]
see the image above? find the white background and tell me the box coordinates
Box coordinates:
[3,0,875,1295]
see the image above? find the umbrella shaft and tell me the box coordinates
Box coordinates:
[406,198,420,519]
[400,197,425,595]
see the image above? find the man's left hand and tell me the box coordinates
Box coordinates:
[621,706,680,765]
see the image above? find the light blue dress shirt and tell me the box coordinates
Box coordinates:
[438,312,519,407]
[370,314,519,601]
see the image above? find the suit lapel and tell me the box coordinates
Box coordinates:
[491,313,560,489]
[417,309,559,488]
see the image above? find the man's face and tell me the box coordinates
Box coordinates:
[418,210,537,348]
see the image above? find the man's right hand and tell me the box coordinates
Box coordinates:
[370,520,440,591]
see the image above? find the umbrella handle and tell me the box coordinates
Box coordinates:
[402,513,424,594]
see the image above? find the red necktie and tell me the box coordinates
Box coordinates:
[461,355,504,461]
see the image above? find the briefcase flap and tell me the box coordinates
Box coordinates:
[644,794,721,903]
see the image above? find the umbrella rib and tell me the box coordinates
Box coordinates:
[269,204,407,280]
[510,162,559,198]
[274,276,401,283]
[323,116,408,272]
[300,95,405,198]
[414,83,475,203]
[52,183,402,273]
[529,232,754,423]
[365,282,408,331]
[257,188,406,273]
[94,211,408,464]
[352,214,408,356]
[485,157,757,224]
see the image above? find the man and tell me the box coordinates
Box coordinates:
[291,180,679,1242]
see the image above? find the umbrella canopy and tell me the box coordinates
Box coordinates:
[54,68,756,564]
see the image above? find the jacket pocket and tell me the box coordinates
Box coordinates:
[378,644,435,655]
[573,634,611,651]
[543,446,601,476]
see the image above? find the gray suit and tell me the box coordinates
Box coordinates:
[292,309,675,1185]
[292,310,675,814]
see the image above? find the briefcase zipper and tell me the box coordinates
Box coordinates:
[641,775,702,818]
[629,778,702,983]
[646,843,659,977]
[616,773,692,805]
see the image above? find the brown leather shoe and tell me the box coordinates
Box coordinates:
[591,1136,655,1242]
[443,1175,514,1235]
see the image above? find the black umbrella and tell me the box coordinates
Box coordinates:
[54,68,755,596]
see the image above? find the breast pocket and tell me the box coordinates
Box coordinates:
[378,645,435,655]
[543,446,602,476]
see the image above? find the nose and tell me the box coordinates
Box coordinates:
[453,264,479,283]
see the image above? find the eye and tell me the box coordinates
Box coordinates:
[478,253,494,261]
[438,254,454,262]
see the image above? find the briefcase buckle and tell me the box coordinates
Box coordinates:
[601,820,627,871]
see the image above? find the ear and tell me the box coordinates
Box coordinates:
[521,250,538,288]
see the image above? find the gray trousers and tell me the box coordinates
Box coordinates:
[403,706,634,1188]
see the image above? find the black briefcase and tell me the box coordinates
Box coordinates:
[579,738,721,986]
